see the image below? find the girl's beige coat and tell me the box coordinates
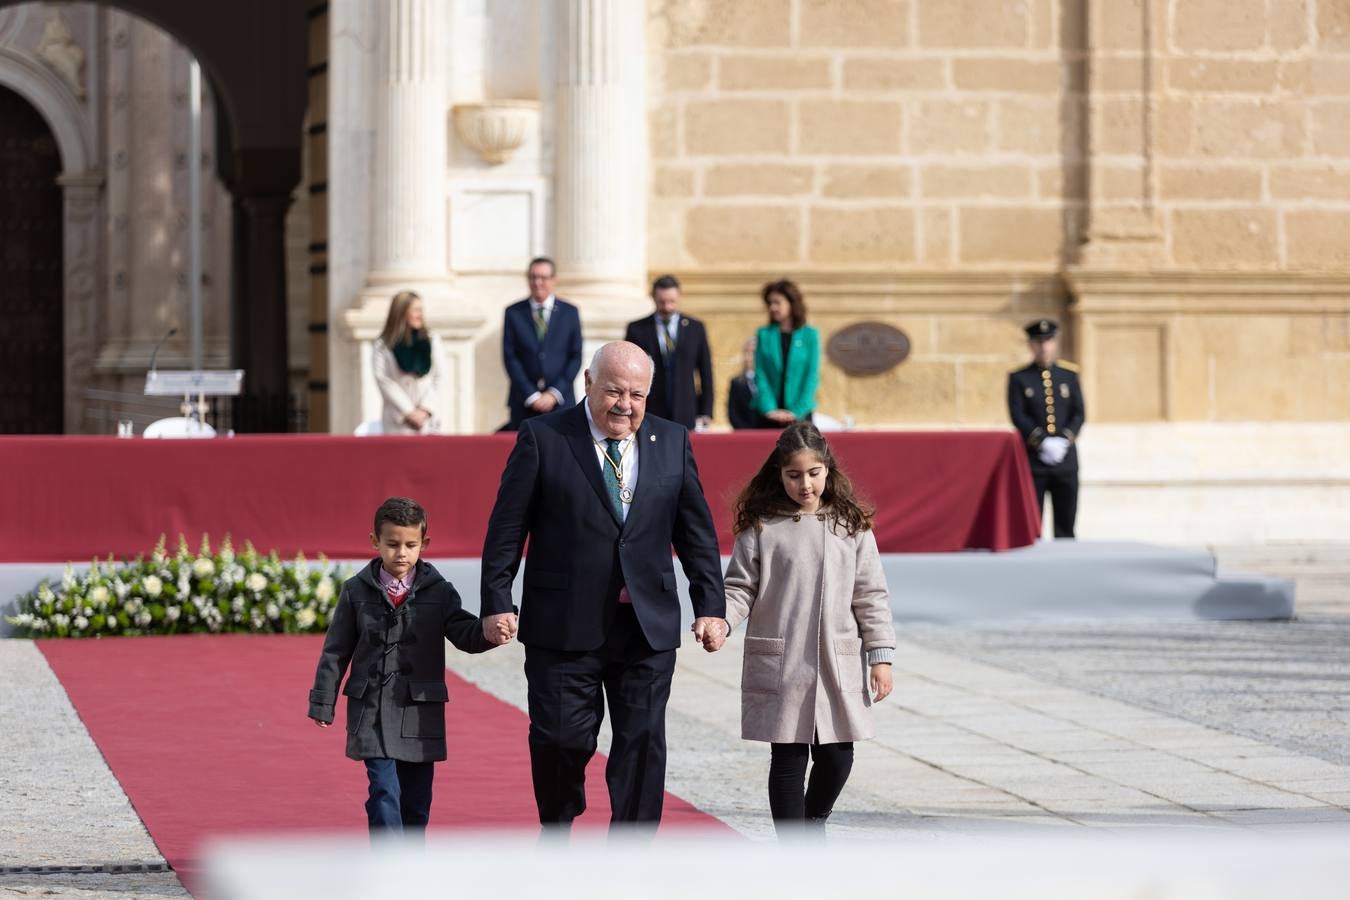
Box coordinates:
[724,512,896,744]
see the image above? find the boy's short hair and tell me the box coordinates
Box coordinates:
[373,496,427,537]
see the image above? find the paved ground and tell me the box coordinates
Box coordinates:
[447,635,1350,840]
[4,544,1347,894]
[0,641,189,898]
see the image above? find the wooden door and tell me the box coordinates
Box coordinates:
[0,86,64,434]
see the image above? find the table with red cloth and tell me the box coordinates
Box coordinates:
[0,430,1040,563]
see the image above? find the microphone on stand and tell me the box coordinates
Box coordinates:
[148,327,178,373]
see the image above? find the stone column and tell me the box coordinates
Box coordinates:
[552,0,649,341]
[364,0,450,292]
[57,170,102,433]
[1077,0,1166,269]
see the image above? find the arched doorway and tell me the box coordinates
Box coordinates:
[0,85,63,433]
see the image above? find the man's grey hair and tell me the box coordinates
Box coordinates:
[589,342,655,392]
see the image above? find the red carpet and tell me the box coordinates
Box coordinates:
[38,635,730,895]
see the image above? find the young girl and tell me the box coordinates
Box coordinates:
[723,421,895,835]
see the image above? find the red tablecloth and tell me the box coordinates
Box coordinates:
[0,431,1039,563]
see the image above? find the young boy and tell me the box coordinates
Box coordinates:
[308,496,510,836]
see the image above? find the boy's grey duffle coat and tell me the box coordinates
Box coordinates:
[724,511,896,744]
[308,559,491,762]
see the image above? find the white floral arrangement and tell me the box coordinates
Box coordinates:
[6,535,349,638]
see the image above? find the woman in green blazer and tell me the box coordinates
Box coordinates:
[753,279,820,427]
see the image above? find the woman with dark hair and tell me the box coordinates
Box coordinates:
[373,290,443,434]
[752,279,820,428]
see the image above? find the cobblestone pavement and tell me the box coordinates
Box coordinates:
[0,641,188,898]
[448,634,1350,840]
[5,545,1347,894]
[900,618,1350,767]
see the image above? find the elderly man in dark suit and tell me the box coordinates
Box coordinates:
[480,341,727,830]
[502,256,583,430]
[623,274,714,431]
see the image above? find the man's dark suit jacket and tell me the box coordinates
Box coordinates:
[479,403,725,653]
[502,298,582,429]
[623,314,713,430]
[727,373,759,430]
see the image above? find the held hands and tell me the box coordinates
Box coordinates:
[691,617,727,652]
[870,664,893,702]
[530,393,559,413]
[403,407,431,430]
[482,612,518,645]
[766,409,795,424]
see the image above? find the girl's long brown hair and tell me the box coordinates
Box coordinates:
[732,422,873,536]
[378,290,421,348]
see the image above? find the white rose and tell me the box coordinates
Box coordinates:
[113,580,130,600]
[142,575,163,597]
[123,599,141,615]
[265,602,280,620]
[53,614,70,627]
[314,579,335,602]
[106,615,119,631]
[135,611,152,627]
[192,557,216,578]
[165,606,181,622]
[73,615,89,630]
[245,572,268,593]
[232,596,246,612]
[89,585,110,604]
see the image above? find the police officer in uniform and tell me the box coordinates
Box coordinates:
[1007,319,1085,538]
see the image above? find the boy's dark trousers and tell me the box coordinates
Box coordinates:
[364,758,434,836]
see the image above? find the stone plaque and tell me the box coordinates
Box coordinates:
[826,322,911,376]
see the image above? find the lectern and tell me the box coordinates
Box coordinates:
[144,369,244,433]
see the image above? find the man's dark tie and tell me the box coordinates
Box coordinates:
[603,438,624,520]
[661,318,677,359]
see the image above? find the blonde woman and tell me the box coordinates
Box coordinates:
[373,291,443,434]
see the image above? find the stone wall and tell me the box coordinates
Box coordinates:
[646,0,1350,426]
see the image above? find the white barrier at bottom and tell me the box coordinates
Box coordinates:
[203,828,1350,900]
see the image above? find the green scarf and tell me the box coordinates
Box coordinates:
[391,331,432,377]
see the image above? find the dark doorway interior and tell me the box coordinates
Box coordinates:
[0,86,64,434]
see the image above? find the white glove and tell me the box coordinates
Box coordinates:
[1038,436,1070,466]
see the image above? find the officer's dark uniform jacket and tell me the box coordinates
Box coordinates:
[308,559,491,763]
[1007,361,1085,470]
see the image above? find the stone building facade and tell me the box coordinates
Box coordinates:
[2,0,1346,543]
[646,0,1350,429]
[0,1,310,433]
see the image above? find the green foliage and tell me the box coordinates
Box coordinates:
[6,534,347,638]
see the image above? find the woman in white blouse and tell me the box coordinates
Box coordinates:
[373,290,443,434]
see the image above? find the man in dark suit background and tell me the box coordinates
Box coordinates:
[502,257,583,430]
[623,274,713,431]
[479,341,727,830]
[1007,318,1086,538]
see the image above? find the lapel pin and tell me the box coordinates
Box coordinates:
[649,434,656,442]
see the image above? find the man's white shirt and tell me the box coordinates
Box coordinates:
[583,400,638,521]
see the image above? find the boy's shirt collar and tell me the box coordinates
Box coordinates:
[377,565,415,598]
